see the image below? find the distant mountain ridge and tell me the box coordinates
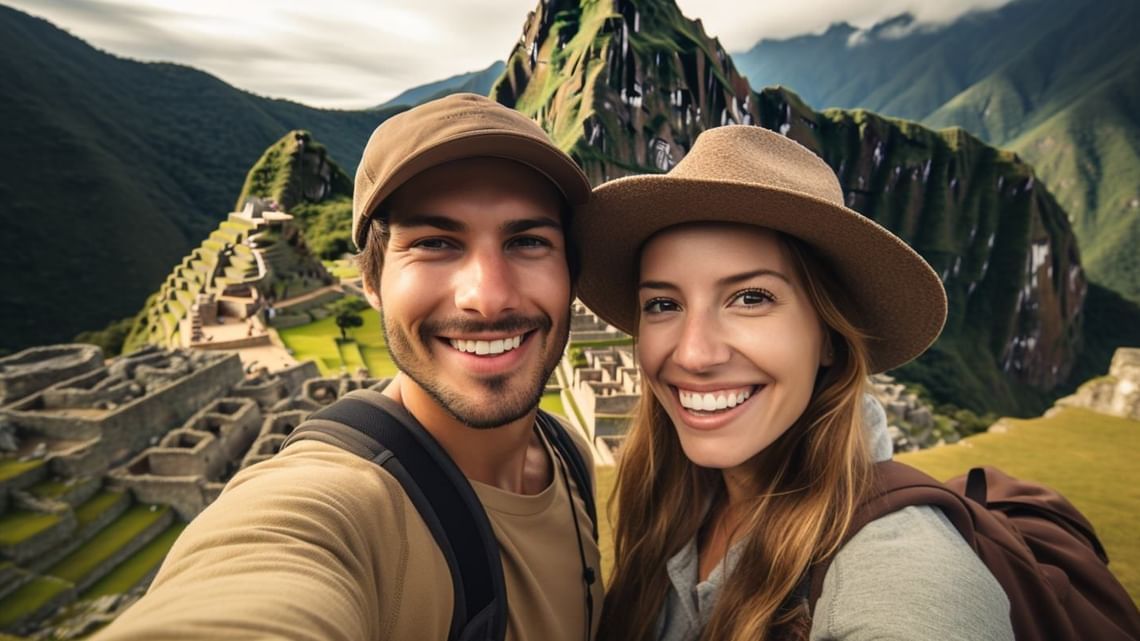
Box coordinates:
[0,5,402,354]
[492,0,1110,415]
[732,0,1140,304]
[375,61,505,109]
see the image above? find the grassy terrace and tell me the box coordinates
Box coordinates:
[74,491,127,528]
[0,575,72,629]
[278,313,397,377]
[83,522,186,598]
[0,458,44,484]
[593,406,1140,602]
[46,505,170,586]
[0,510,61,547]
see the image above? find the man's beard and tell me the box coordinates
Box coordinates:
[383,313,567,428]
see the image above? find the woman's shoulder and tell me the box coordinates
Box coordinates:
[810,505,1014,641]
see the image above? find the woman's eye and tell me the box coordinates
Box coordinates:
[731,289,774,307]
[642,298,679,314]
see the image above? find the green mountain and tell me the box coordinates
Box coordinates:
[493,0,1140,416]
[122,131,351,353]
[732,0,1140,304]
[376,61,506,109]
[0,5,402,355]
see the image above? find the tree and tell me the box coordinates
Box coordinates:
[329,295,368,340]
[335,309,363,340]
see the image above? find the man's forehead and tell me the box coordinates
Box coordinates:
[386,211,563,232]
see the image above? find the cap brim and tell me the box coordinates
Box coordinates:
[353,130,590,248]
[573,174,947,373]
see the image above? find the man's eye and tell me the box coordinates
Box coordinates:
[730,289,775,307]
[411,238,455,250]
[642,298,679,314]
[509,236,552,249]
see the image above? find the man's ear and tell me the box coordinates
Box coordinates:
[362,279,382,311]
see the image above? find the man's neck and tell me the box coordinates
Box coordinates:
[382,373,551,494]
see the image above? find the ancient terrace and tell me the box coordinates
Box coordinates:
[122,197,338,367]
[0,341,390,637]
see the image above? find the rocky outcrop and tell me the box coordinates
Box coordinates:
[1056,348,1140,420]
[495,0,1085,415]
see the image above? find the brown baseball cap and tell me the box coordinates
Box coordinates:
[352,93,591,249]
[574,125,947,374]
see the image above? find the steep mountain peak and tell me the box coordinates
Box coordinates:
[496,0,1088,413]
[123,132,341,354]
[494,0,758,182]
[235,130,353,213]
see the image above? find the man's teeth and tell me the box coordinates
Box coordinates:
[678,388,753,412]
[448,335,523,355]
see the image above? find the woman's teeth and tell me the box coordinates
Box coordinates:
[449,335,523,356]
[678,387,753,412]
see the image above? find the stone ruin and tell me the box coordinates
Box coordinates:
[0,343,381,638]
[1056,348,1140,419]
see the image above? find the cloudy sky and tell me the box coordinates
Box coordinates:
[6,0,1014,109]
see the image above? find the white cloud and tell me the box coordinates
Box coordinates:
[6,0,1017,108]
[674,0,1017,51]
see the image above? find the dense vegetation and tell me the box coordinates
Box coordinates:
[0,5,402,353]
[734,0,1140,304]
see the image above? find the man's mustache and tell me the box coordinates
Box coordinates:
[420,315,553,340]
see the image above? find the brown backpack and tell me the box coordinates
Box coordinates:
[809,461,1140,640]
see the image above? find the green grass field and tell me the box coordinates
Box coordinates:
[278,313,397,377]
[897,407,1140,602]
[322,259,360,281]
[593,406,1140,602]
[540,391,566,418]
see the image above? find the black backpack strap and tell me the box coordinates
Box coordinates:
[536,410,598,539]
[297,396,507,641]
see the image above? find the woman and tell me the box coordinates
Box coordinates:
[573,126,1013,640]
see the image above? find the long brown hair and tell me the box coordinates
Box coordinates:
[598,234,875,641]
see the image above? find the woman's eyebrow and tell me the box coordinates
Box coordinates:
[717,269,791,287]
[638,280,677,291]
[639,269,791,291]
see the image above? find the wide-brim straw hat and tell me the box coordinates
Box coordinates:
[353,93,590,249]
[573,125,947,374]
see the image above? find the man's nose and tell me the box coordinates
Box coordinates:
[453,247,521,318]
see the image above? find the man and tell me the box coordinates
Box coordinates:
[96,94,600,641]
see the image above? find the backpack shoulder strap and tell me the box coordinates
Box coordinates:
[287,393,507,641]
[807,460,979,612]
[535,410,598,538]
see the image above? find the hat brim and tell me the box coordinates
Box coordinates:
[353,130,590,248]
[573,174,947,373]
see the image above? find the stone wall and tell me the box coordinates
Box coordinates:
[0,345,103,406]
[47,353,244,477]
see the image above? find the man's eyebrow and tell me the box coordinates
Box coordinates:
[388,214,465,232]
[502,218,561,235]
[638,269,791,291]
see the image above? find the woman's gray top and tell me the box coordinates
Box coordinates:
[654,395,1014,641]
